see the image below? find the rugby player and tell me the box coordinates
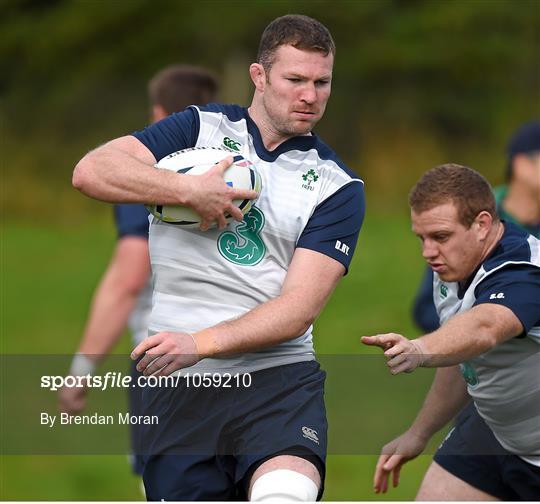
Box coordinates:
[73,14,365,501]
[363,163,540,500]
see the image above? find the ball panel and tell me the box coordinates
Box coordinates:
[147,147,260,228]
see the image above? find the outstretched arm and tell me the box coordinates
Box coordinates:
[362,303,523,373]
[373,366,469,494]
[131,248,345,375]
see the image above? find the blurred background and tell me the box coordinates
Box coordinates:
[1,0,539,500]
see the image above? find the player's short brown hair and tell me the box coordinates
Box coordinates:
[148,65,218,115]
[257,14,335,72]
[409,163,498,227]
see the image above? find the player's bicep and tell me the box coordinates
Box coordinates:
[466,303,524,344]
[105,135,157,165]
[111,238,151,292]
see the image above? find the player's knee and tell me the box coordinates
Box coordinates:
[250,469,318,501]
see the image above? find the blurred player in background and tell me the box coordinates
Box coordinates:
[412,120,540,333]
[72,14,365,501]
[363,164,540,500]
[58,64,219,476]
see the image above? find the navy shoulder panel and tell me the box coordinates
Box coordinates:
[474,265,540,333]
[131,107,199,162]
[297,181,365,273]
[483,222,533,272]
[114,204,149,239]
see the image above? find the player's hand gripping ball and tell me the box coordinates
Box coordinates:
[146,147,261,228]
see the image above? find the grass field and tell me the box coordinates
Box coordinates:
[1,212,445,500]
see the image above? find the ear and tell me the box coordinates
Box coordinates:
[474,211,494,240]
[152,104,168,122]
[249,63,266,92]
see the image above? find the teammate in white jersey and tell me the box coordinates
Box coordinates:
[59,65,218,475]
[363,163,540,500]
[72,15,365,501]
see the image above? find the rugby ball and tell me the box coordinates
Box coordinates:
[146,147,261,227]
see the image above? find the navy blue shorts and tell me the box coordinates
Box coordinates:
[138,360,327,501]
[434,403,540,500]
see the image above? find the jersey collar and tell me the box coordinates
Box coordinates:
[244,108,319,162]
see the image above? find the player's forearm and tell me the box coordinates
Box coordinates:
[193,289,319,358]
[408,367,469,440]
[73,138,189,205]
[415,304,521,367]
[78,271,140,359]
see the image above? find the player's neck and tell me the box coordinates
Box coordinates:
[503,181,540,225]
[247,105,290,151]
[458,221,504,290]
[482,220,505,263]
[248,96,315,152]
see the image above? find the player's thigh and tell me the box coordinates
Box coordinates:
[416,461,499,501]
[234,362,327,498]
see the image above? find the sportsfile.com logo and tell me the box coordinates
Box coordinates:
[302,426,319,444]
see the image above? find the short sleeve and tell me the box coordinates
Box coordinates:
[474,265,540,332]
[131,106,199,162]
[296,181,365,273]
[412,267,440,332]
[114,204,150,239]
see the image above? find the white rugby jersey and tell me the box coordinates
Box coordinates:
[433,223,540,462]
[127,281,152,346]
[132,104,365,374]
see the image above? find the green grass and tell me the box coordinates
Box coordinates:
[1,214,444,500]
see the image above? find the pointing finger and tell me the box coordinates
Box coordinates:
[360,335,383,347]
[361,335,396,349]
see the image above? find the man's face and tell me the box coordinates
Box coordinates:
[261,44,333,138]
[515,153,540,198]
[412,202,486,283]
